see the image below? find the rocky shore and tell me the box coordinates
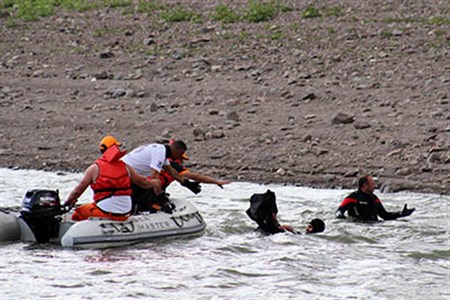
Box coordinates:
[1,1,449,194]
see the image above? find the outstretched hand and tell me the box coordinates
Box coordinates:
[401,204,415,217]
[216,180,232,189]
[182,179,202,194]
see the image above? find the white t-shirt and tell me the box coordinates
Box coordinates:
[96,195,132,214]
[122,144,169,176]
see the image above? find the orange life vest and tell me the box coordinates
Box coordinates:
[158,159,188,190]
[90,145,132,202]
[159,171,174,190]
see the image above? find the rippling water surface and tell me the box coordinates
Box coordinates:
[0,168,449,299]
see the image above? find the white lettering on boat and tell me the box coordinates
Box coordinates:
[171,212,204,228]
[135,220,171,231]
[100,222,135,235]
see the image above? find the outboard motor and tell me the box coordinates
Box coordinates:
[20,189,62,243]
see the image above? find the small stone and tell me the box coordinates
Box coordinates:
[150,102,158,112]
[395,168,412,176]
[213,130,225,139]
[100,51,114,59]
[210,150,228,159]
[276,168,286,176]
[354,120,371,129]
[193,128,203,137]
[111,88,126,98]
[226,111,239,122]
[302,93,316,100]
[143,38,155,46]
[332,112,355,124]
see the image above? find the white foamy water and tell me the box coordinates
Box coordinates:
[0,168,449,299]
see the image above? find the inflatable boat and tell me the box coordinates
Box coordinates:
[0,189,206,249]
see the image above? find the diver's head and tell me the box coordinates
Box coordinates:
[306,218,325,234]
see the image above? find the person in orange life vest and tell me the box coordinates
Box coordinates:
[149,150,232,212]
[64,135,160,221]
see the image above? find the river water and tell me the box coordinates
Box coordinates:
[0,168,448,299]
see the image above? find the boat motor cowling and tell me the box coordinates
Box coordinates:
[20,189,62,242]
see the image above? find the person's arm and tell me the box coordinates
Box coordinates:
[163,164,185,183]
[256,214,290,234]
[335,197,356,219]
[279,224,295,233]
[163,164,201,194]
[376,199,401,220]
[183,171,231,188]
[64,164,98,206]
[376,200,415,220]
[128,166,162,195]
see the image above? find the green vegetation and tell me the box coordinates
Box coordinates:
[380,29,393,38]
[381,17,416,23]
[102,0,131,9]
[425,15,450,26]
[59,0,98,12]
[381,15,449,26]
[326,26,335,34]
[323,6,344,17]
[137,0,165,15]
[160,5,202,23]
[5,17,18,28]
[14,0,56,21]
[0,0,16,9]
[302,6,321,19]
[212,1,291,24]
[302,5,345,19]
[211,4,239,24]
[92,27,120,37]
[243,1,280,23]
[1,0,445,34]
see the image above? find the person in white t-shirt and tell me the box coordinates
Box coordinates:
[122,140,201,213]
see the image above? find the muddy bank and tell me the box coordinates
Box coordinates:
[1,1,449,194]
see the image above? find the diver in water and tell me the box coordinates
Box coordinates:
[246,190,325,235]
[335,175,415,222]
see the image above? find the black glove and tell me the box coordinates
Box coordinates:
[401,204,415,217]
[161,202,176,214]
[182,179,202,194]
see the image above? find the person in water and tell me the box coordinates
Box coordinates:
[246,190,325,235]
[150,140,232,213]
[121,140,201,213]
[335,175,415,221]
[254,213,325,235]
[64,136,160,221]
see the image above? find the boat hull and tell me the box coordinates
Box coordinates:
[60,210,206,249]
[1,198,206,249]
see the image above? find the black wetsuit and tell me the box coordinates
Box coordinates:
[255,216,286,235]
[335,189,402,221]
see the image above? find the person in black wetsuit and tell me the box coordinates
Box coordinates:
[335,175,415,221]
[247,190,325,235]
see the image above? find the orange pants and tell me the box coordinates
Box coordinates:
[71,203,129,222]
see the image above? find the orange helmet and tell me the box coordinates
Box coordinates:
[99,135,121,152]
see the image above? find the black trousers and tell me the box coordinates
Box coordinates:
[130,183,155,213]
[131,184,172,214]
